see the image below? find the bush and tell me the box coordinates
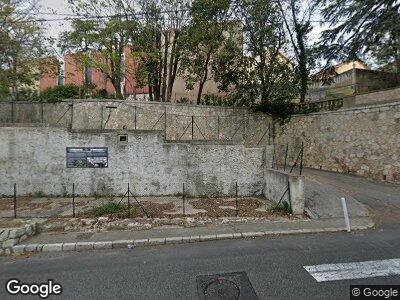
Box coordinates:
[92,89,109,99]
[92,203,125,217]
[252,100,295,123]
[40,85,80,102]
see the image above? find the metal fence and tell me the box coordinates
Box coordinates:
[0,101,273,145]
[1,180,290,220]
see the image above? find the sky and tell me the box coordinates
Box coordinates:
[39,0,72,45]
[39,0,325,64]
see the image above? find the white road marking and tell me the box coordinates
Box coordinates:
[304,258,400,282]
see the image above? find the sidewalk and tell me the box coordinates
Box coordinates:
[12,217,374,255]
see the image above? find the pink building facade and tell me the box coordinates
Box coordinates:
[39,47,148,97]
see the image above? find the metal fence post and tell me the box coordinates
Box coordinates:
[128,183,131,218]
[13,183,17,218]
[182,183,185,216]
[40,102,44,123]
[217,116,220,140]
[300,142,304,175]
[72,183,75,218]
[284,143,289,171]
[191,116,194,140]
[268,123,271,145]
[100,106,104,130]
[134,106,137,130]
[164,106,167,139]
[235,182,238,217]
[11,101,14,123]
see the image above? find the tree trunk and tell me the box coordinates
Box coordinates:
[167,31,180,102]
[161,32,169,102]
[197,51,211,105]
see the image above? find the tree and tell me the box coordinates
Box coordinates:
[179,0,237,104]
[0,0,49,100]
[133,0,190,102]
[231,0,298,106]
[58,20,100,96]
[316,0,400,69]
[61,0,139,99]
[277,0,315,103]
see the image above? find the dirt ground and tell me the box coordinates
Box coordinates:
[0,195,283,220]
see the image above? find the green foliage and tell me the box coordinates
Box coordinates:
[0,0,49,100]
[92,89,110,99]
[179,0,237,104]
[177,97,191,104]
[40,85,80,102]
[253,100,295,123]
[317,0,400,68]
[92,203,125,217]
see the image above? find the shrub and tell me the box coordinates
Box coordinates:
[92,203,125,217]
[40,85,80,102]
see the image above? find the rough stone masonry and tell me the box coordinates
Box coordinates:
[0,125,273,197]
[275,102,400,183]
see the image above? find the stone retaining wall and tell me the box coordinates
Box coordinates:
[0,223,37,255]
[275,102,400,183]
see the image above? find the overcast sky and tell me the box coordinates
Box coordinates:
[39,0,325,62]
[39,0,72,44]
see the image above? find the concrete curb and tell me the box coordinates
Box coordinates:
[10,223,373,256]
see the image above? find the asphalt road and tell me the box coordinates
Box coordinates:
[1,170,399,300]
[303,168,400,228]
[1,228,400,300]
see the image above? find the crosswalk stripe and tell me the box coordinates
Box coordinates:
[304,258,400,282]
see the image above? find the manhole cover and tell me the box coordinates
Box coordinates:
[196,272,258,300]
[204,278,240,300]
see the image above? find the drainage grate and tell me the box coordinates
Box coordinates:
[196,272,258,300]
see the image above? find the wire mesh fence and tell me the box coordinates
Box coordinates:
[0,180,292,220]
[0,100,274,146]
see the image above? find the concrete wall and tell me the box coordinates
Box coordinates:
[264,168,305,215]
[71,100,272,145]
[275,102,400,183]
[0,125,272,197]
[0,100,273,146]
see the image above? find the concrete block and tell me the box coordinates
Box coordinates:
[148,238,166,245]
[133,239,149,246]
[25,244,39,252]
[12,245,25,255]
[232,233,242,239]
[190,236,200,242]
[93,242,113,250]
[76,242,94,251]
[42,243,63,252]
[165,237,183,244]
[182,236,192,243]
[200,235,217,241]
[112,240,133,249]
[216,233,234,240]
[242,232,265,238]
[62,243,76,251]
